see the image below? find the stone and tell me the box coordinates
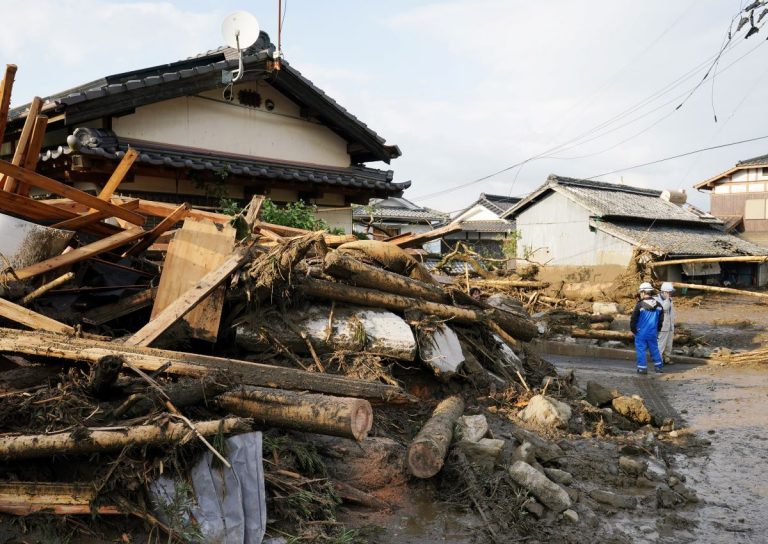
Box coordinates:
[592,301,620,315]
[519,395,572,429]
[509,461,571,513]
[611,396,653,425]
[656,485,684,508]
[562,509,579,523]
[672,482,699,503]
[455,415,489,443]
[668,476,680,487]
[544,467,574,486]
[512,442,536,465]
[523,500,545,519]
[669,430,679,438]
[588,489,638,509]
[586,381,618,407]
[560,485,580,503]
[504,423,564,463]
[618,456,647,476]
[455,438,505,472]
[645,459,668,481]
[599,340,625,349]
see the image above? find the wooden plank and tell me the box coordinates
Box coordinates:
[244,194,265,226]
[0,297,75,335]
[134,198,231,223]
[82,287,157,326]
[0,482,120,516]
[2,96,41,192]
[123,202,189,257]
[148,218,236,342]
[125,246,249,346]
[385,222,461,249]
[95,147,139,201]
[50,198,139,231]
[15,115,49,196]
[0,160,146,226]
[12,227,146,281]
[0,65,17,145]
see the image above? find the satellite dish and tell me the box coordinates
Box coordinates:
[221,11,260,50]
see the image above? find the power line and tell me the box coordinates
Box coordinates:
[584,133,768,180]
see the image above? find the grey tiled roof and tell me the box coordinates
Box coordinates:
[43,128,409,194]
[352,206,448,221]
[477,193,521,215]
[595,220,768,257]
[507,175,712,226]
[737,153,768,167]
[8,32,399,164]
[455,220,515,233]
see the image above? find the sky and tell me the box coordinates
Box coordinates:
[2,0,768,214]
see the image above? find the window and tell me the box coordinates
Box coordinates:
[763,167,768,177]
[745,199,766,220]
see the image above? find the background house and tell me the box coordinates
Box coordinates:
[504,175,768,294]
[445,193,519,259]
[1,33,405,233]
[694,153,768,247]
[351,197,448,253]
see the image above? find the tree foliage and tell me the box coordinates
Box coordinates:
[261,199,344,234]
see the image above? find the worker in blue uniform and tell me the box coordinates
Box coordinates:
[630,282,665,374]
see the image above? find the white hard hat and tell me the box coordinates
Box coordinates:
[638,282,654,292]
[660,282,675,292]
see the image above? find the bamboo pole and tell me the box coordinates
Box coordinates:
[0,418,251,460]
[217,386,373,441]
[407,396,465,478]
[17,272,75,305]
[649,256,768,267]
[671,282,768,299]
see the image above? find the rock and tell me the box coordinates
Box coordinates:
[523,500,545,519]
[504,423,564,463]
[512,442,536,465]
[455,438,505,472]
[611,396,653,425]
[656,485,684,508]
[508,461,572,513]
[586,381,618,407]
[669,430,679,438]
[544,467,574,486]
[598,340,625,349]
[519,395,572,429]
[560,485,580,503]
[455,415,489,443]
[672,482,699,503]
[417,323,465,380]
[588,489,638,509]
[618,456,647,476]
[562,509,579,523]
[668,475,680,487]
[645,459,667,481]
[592,301,620,315]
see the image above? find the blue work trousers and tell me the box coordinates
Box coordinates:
[635,335,662,370]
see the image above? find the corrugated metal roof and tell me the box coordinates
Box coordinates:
[594,220,768,257]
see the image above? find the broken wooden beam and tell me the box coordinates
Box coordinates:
[0,417,251,460]
[123,201,189,257]
[11,227,146,281]
[15,115,48,196]
[17,272,75,305]
[82,287,157,326]
[217,386,373,441]
[96,147,139,202]
[384,222,461,249]
[124,244,250,347]
[0,296,76,335]
[2,96,42,192]
[649,255,768,267]
[323,251,448,303]
[50,198,140,231]
[0,328,413,402]
[298,277,538,341]
[671,281,768,299]
[0,65,17,145]
[0,160,146,225]
[407,396,465,478]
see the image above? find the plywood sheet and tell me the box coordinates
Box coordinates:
[151,217,236,341]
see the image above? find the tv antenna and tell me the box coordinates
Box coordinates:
[221,11,261,85]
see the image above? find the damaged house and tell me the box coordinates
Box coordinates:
[694,152,768,247]
[503,175,768,292]
[445,193,519,259]
[1,32,406,233]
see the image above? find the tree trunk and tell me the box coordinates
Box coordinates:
[114,377,231,419]
[649,255,768,267]
[87,355,124,397]
[0,417,251,460]
[0,482,120,515]
[671,282,768,299]
[217,386,373,441]
[323,251,447,303]
[407,396,465,478]
[298,277,538,341]
[0,328,412,403]
[470,279,550,289]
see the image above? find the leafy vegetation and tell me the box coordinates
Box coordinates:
[261,198,345,234]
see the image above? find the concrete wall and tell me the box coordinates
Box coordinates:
[112,81,351,167]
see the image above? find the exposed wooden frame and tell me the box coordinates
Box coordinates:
[0,296,76,335]
[15,115,49,196]
[50,198,139,231]
[1,96,41,192]
[0,65,17,146]
[123,202,189,257]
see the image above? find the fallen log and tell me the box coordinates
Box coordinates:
[87,355,124,397]
[0,417,251,460]
[114,377,231,419]
[671,282,768,300]
[299,277,538,341]
[407,395,465,478]
[649,255,768,267]
[0,482,120,515]
[217,386,373,441]
[0,328,413,403]
[470,278,550,289]
[323,251,447,303]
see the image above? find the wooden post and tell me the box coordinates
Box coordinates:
[123,202,189,257]
[2,96,42,192]
[0,65,17,145]
[95,147,139,201]
[15,115,48,196]
[0,328,414,402]
[0,417,252,460]
[407,396,465,478]
[217,386,373,441]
